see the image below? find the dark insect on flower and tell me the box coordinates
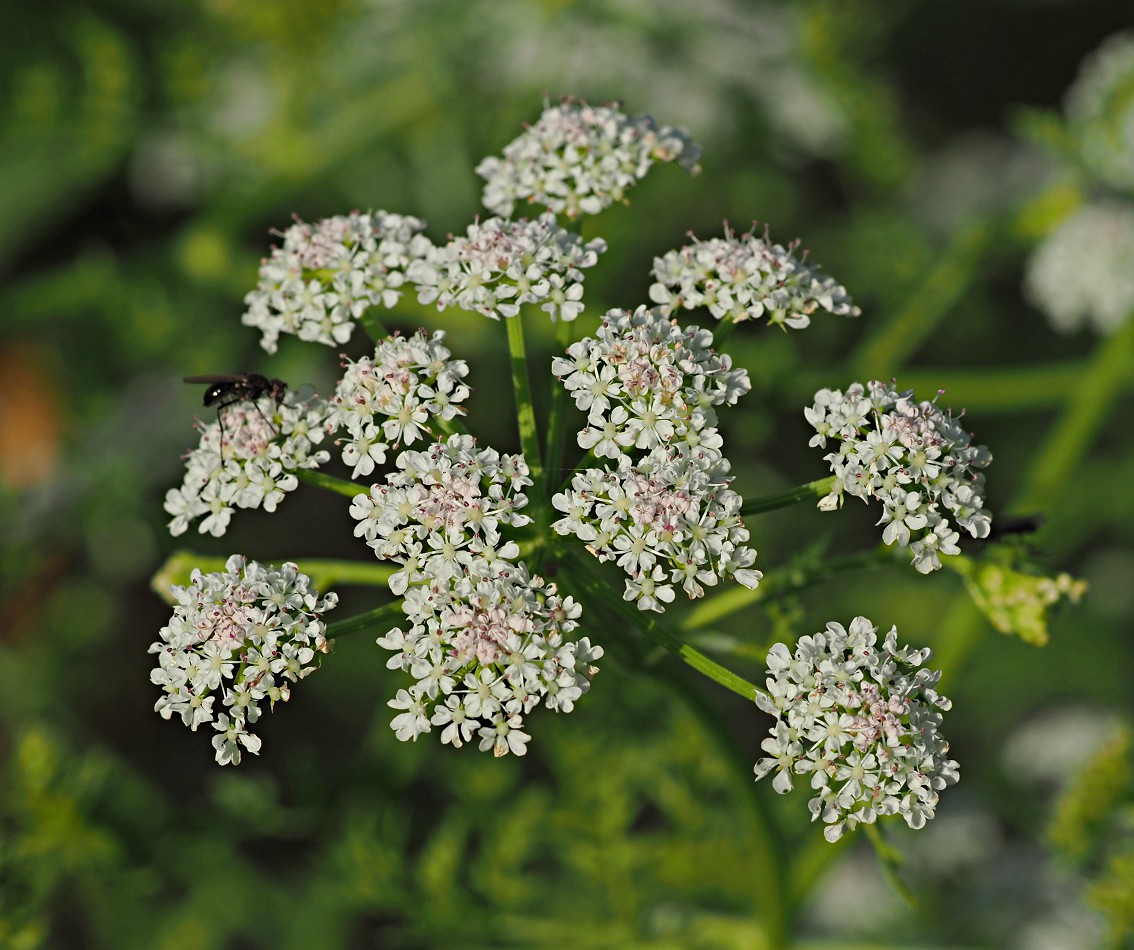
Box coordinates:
[183,373,288,456]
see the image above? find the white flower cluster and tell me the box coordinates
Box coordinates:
[149,555,338,766]
[753,617,958,843]
[1023,201,1134,336]
[552,307,760,610]
[349,434,602,754]
[409,213,606,322]
[553,447,761,611]
[552,305,751,459]
[165,392,330,537]
[349,434,533,592]
[476,98,701,220]
[379,562,603,757]
[806,381,992,573]
[649,225,860,329]
[1066,31,1134,195]
[242,210,433,353]
[324,330,471,478]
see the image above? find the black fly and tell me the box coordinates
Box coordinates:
[184,373,287,456]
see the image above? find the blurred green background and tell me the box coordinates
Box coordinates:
[3,1,1134,947]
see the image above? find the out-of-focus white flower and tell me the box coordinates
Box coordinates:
[1024,201,1134,336]
[754,617,958,842]
[408,213,605,322]
[242,210,433,353]
[1066,31,1134,195]
[149,555,337,765]
[650,225,860,328]
[324,330,471,478]
[165,390,330,537]
[806,381,992,573]
[476,97,700,220]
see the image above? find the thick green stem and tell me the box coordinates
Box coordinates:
[505,313,553,549]
[326,600,405,639]
[295,468,362,498]
[544,319,574,492]
[678,548,892,632]
[567,557,761,703]
[357,310,389,344]
[740,476,837,516]
[1016,312,1134,512]
[505,313,544,486]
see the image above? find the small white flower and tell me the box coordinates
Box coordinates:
[553,306,750,464]
[148,555,337,765]
[554,446,761,612]
[408,213,606,322]
[650,224,860,328]
[242,210,433,353]
[476,97,701,219]
[754,617,958,841]
[806,381,992,572]
[165,391,330,538]
[324,329,471,477]
[376,561,602,756]
[1065,31,1134,195]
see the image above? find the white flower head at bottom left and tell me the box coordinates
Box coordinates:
[148,555,338,765]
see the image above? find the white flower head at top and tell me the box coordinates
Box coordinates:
[476,97,702,220]
[552,306,751,461]
[650,224,860,329]
[148,555,338,766]
[408,213,606,322]
[552,446,761,611]
[242,210,433,353]
[324,330,472,478]
[753,616,958,842]
[164,388,330,538]
[806,380,992,573]
[1023,201,1134,336]
[378,560,602,757]
[1065,30,1134,196]
[348,434,533,593]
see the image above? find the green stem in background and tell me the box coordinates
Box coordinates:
[433,411,470,439]
[357,310,389,344]
[505,312,548,528]
[295,468,361,498]
[326,600,404,639]
[679,547,892,633]
[1016,312,1134,512]
[796,358,1113,414]
[566,555,788,945]
[740,476,837,516]
[150,553,394,604]
[566,557,761,703]
[638,635,790,948]
[557,447,599,492]
[543,319,574,494]
[851,221,989,379]
[712,317,739,347]
[928,314,1134,686]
